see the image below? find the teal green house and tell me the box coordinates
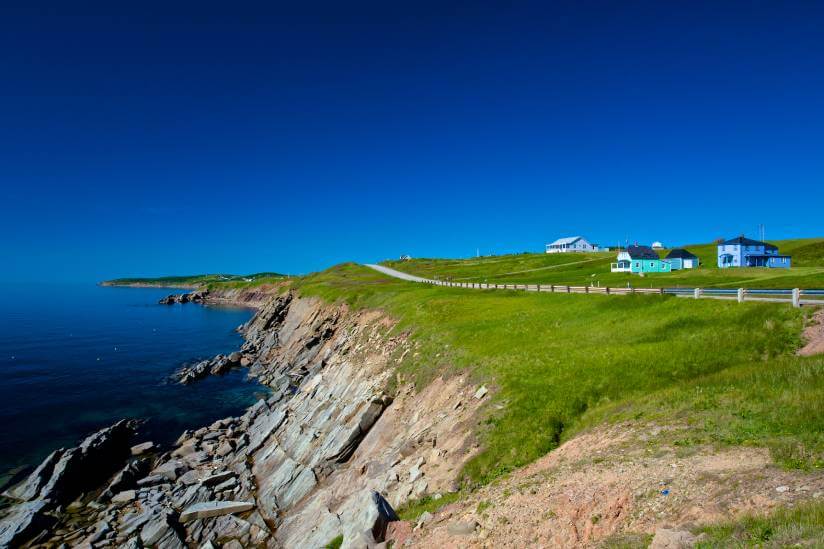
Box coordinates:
[610,245,672,274]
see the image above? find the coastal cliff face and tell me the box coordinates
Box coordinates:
[0,289,484,548]
[228,290,485,547]
[208,285,283,309]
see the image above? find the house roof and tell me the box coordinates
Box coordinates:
[626,245,660,260]
[549,236,584,246]
[665,248,698,260]
[720,236,777,250]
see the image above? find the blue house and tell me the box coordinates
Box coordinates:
[717,236,791,269]
[611,245,672,274]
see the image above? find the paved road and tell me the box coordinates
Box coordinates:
[364,264,433,283]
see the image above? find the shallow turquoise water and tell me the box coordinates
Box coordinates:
[0,282,267,476]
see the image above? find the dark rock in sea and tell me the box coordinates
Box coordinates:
[173,349,252,384]
[4,420,138,507]
[159,290,209,305]
[210,356,231,376]
[2,450,62,502]
[0,420,138,547]
[0,465,33,495]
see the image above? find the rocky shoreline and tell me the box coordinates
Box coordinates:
[172,352,250,385]
[0,287,484,548]
[158,291,209,305]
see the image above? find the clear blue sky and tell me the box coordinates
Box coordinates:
[2,1,822,282]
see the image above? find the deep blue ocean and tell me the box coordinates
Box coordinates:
[0,283,267,479]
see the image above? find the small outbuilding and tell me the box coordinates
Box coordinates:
[665,248,699,270]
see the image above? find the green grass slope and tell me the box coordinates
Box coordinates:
[382,238,824,289]
[694,501,824,547]
[294,263,822,485]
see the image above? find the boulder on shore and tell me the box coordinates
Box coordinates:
[338,490,399,549]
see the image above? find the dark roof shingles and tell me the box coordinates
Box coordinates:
[627,245,660,260]
[665,248,698,259]
[720,236,777,250]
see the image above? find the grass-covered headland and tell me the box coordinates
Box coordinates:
[102,272,286,288]
[291,262,823,484]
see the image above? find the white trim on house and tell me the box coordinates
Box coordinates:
[610,251,633,272]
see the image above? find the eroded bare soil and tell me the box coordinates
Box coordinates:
[393,423,824,548]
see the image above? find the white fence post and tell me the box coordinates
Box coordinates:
[737,288,745,303]
[792,288,801,308]
[694,288,702,299]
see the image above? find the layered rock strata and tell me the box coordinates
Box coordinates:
[0,290,483,548]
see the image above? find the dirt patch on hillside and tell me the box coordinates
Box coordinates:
[394,423,824,548]
[800,308,824,356]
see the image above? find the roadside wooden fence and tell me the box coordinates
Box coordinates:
[425,279,823,308]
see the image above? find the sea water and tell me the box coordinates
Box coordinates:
[0,282,267,479]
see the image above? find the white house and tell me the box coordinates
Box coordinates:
[546,236,597,254]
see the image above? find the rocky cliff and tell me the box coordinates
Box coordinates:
[0,289,485,548]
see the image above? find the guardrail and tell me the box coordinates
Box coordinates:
[424,279,823,307]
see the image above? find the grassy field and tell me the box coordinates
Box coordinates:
[291,263,822,485]
[574,355,824,470]
[102,272,286,288]
[694,501,824,547]
[381,238,824,289]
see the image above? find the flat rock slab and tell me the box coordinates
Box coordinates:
[111,490,136,504]
[137,474,168,487]
[130,441,155,456]
[200,470,235,487]
[179,501,255,523]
